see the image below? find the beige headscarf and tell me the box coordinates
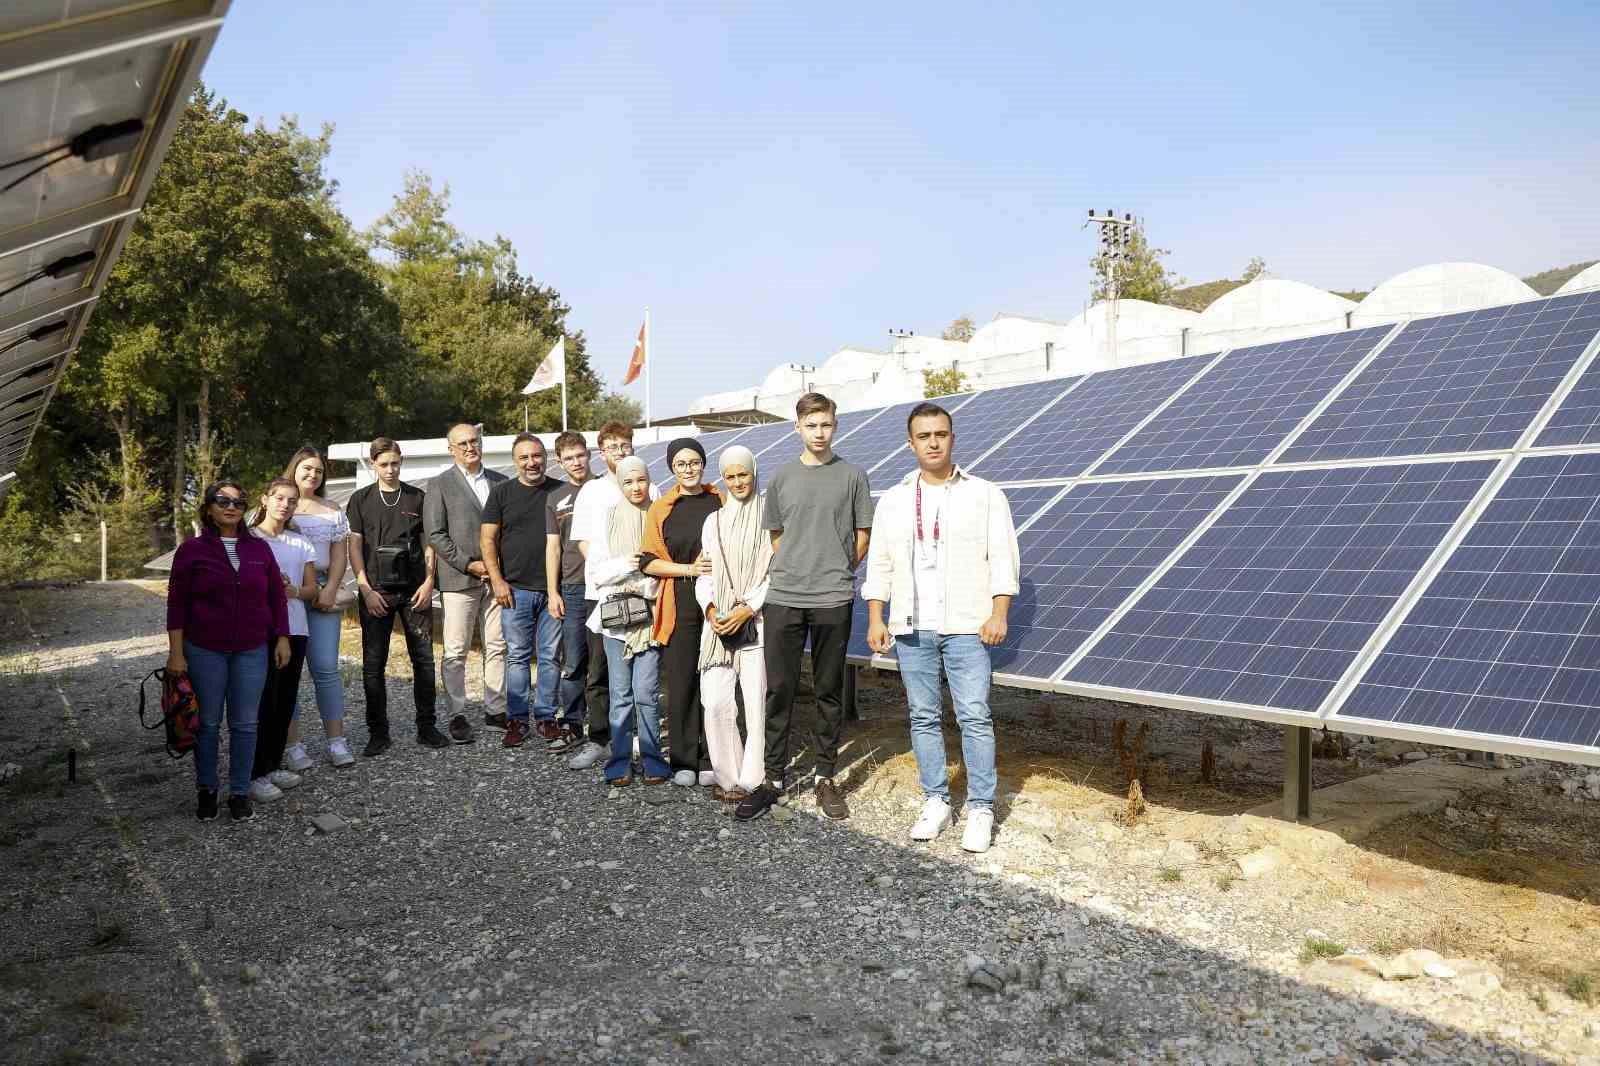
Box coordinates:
[699,446,773,670]
[607,456,655,658]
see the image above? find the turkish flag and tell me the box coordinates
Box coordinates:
[623,320,645,385]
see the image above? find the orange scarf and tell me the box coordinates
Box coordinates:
[641,483,722,645]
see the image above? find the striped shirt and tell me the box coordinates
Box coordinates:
[220,537,240,571]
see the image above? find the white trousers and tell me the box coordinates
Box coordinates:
[441,586,506,718]
[700,645,766,791]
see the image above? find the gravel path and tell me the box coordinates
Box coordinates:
[1,582,1593,1065]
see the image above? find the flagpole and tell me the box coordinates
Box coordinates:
[523,400,528,432]
[644,307,652,428]
[561,374,568,431]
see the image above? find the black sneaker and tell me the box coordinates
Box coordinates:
[196,789,218,821]
[227,795,254,821]
[815,777,849,821]
[734,782,783,822]
[448,714,474,744]
[363,732,392,758]
[416,723,450,749]
[483,711,509,730]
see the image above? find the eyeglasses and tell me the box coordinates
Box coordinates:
[449,439,481,451]
[672,459,704,471]
[211,496,246,509]
[602,442,632,454]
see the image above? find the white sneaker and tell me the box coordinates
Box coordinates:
[249,776,284,802]
[697,770,716,787]
[962,807,994,853]
[671,770,696,787]
[910,796,952,841]
[267,770,302,790]
[283,743,313,772]
[567,741,605,771]
[327,738,355,768]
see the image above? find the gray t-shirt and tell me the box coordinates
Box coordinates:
[545,481,586,588]
[763,456,874,608]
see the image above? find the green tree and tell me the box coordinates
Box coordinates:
[589,391,643,429]
[923,367,968,398]
[1241,256,1268,282]
[1091,224,1185,305]
[941,315,976,342]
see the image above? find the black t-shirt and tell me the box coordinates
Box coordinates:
[640,490,723,618]
[482,476,559,591]
[346,482,427,588]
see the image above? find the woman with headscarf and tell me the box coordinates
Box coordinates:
[694,446,772,800]
[639,437,722,787]
[581,456,671,789]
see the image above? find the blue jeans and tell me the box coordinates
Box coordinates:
[185,641,269,796]
[557,582,588,728]
[504,588,562,723]
[894,631,997,809]
[303,606,346,722]
[602,638,669,781]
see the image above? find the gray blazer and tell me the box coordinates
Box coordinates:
[423,464,509,593]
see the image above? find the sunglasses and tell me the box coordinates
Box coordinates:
[210,496,246,510]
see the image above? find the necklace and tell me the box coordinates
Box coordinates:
[377,485,402,509]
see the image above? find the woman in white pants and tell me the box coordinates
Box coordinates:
[695,446,772,801]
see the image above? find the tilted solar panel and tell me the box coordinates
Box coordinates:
[867,378,1081,491]
[1334,452,1600,752]
[1095,326,1394,475]
[729,420,798,463]
[833,395,975,488]
[972,355,1213,483]
[1532,292,1600,447]
[1281,293,1600,464]
[1067,460,1496,713]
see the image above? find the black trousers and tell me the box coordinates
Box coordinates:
[762,601,851,783]
[662,586,708,773]
[583,598,610,745]
[359,589,437,734]
[251,635,307,779]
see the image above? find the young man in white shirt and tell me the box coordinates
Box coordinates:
[863,402,1019,853]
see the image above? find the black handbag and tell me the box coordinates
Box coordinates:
[373,543,414,591]
[600,591,652,630]
[714,519,759,652]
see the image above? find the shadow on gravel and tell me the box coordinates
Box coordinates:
[0,582,1579,1064]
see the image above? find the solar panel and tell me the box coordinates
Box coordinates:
[1280,293,1600,464]
[1334,452,1600,752]
[971,355,1212,483]
[1533,294,1600,447]
[830,397,971,487]
[867,377,1081,491]
[633,441,670,484]
[1095,326,1395,475]
[693,426,757,487]
[730,419,797,463]
[1067,460,1496,713]
[978,474,1244,680]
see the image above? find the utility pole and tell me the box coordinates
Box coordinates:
[1087,210,1136,367]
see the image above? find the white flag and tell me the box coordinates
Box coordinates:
[522,336,564,395]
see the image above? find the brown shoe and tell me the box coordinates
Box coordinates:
[535,719,563,744]
[448,714,474,744]
[607,774,633,788]
[483,711,509,730]
[815,777,849,820]
[642,775,670,786]
[503,719,531,748]
[548,724,582,753]
[712,786,749,803]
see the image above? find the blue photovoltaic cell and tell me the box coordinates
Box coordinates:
[654,426,753,489]
[632,441,670,484]
[868,378,1081,491]
[727,420,796,463]
[846,482,1069,661]
[982,475,1243,679]
[972,356,1210,483]
[1336,453,1600,750]
[835,398,961,487]
[1533,292,1600,446]
[1281,293,1600,464]
[1067,460,1495,712]
[1096,326,1394,475]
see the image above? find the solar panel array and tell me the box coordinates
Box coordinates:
[644,290,1600,765]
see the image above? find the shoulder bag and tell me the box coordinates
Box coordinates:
[599,591,652,630]
[714,517,760,652]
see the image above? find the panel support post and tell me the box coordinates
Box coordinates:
[1283,725,1313,821]
[844,664,859,722]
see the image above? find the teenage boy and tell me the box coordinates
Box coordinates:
[863,402,1018,853]
[735,393,873,822]
[481,433,564,749]
[568,421,659,770]
[544,431,600,756]
[424,422,509,744]
[347,437,443,755]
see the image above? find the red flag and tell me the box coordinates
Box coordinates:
[623,320,646,385]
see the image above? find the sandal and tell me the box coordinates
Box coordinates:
[607,774,633,788]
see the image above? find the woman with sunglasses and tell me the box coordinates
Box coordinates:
[166,480,292,822]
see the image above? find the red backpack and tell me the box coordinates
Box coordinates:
[138,668,200,759]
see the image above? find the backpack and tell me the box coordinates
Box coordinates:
[138,668,200,759]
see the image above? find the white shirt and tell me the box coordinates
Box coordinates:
[252,527,315,636]
[911,479,946,632]
[572,475,660,601]
[459,464,490,508]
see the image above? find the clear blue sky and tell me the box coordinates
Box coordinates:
[205,1,1599,416]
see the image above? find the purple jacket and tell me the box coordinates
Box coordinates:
[166,528,290,653]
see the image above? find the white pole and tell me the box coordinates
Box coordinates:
[644,307,652,428]
[523,400,528,432]
[99,520,107,582]
[561,376,568,431]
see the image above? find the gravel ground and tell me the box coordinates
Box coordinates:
[2,581,1597,1065]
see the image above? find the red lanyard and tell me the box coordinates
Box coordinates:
[915,477,942,550]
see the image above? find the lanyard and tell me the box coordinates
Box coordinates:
[915,477,943,555]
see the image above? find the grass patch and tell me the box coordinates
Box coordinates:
[4,765,63,799]
[0,655,41,680]
[1299,937,1346,964]
[1157,866,1182,883]
[1565,972,1595,1006]
[1214,872,1235,893]
[1531,987,1549,1012]
[1371,938,1397,957]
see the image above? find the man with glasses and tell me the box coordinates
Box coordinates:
[423,422,509,744]
[568,420,659,771]
[544,431,604,758]
[347,438,442,754]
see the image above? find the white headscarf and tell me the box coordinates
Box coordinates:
[699,446,773,670]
